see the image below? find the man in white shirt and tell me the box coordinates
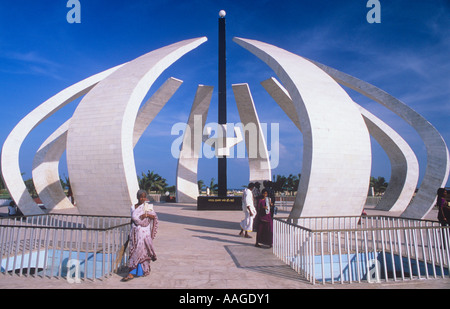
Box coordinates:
[239,183,256,238]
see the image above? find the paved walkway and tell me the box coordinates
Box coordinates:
[1,202,450,290]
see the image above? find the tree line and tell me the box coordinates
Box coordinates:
[138,170,175,194]
[0,169,390,198]
[196,174,302,195]
[271,174,301,194]
[271,175,389,195]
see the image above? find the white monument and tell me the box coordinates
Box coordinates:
[2,35,447,220]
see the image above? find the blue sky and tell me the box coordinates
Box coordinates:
[0,0,449,190]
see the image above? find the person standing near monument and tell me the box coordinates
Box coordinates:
[255,189,273,248]
[239,183,256,238]
[121,190,158,282]
[263,180,276,217]
[436,188,449,249]
[437,188,449,226]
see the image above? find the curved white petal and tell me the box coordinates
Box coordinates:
[1,64,124,215]
[67,37,207,216]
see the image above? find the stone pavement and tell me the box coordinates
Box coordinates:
[1,202,450,290]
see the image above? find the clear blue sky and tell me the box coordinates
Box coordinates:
[0,0,449,189]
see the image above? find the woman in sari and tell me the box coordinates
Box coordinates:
[437,188,449,249]
[255,189,273,248]
[437,188,449,226]
[122,190,158,282]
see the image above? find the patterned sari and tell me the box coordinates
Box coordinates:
[128,203,158,276]
[255,198,273,246]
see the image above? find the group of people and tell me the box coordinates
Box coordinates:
[239,181,276,248]
[122,182,276,281]
[121,186,450,281]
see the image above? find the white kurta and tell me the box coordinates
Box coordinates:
[240,188,256,232]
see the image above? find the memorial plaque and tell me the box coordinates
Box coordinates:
[197,196,242,210]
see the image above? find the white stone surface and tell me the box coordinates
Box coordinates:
[358,105,419,212]
[32,78,182,212]
[310,60,450,219]
[176,85,213,203]
[1,64,123,215]
[67,37,207,216]
[32,120,73,211]
[261,77,302,131]
[133,77,183,146]
[261,77,419,213]
[234,37,372,218]
[7,35,444,221]
[232,83,271,184]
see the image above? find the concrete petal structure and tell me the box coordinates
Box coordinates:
[31,77,182,212]
[3,35,447,221]
[310,60,450,219]
[32,120,73,211]
[358,105,419,212]
[176,85,213,203]
[133,77,183,147]
[1,64,124,215]
[67,37,207,216]
[261,77,419,214]
[260,77,302,131]
[234,37,372,219]
[232,83,271,184]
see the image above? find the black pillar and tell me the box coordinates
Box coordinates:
[218,15,227,197]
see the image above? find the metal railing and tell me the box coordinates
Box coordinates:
[273,215,450,284]
[274,196,381,213]
[0,214,130,282]
[275,200,293,212]
[365,196,382,206]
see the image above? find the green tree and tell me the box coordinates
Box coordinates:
[24,178,37,198]
[197,180,205,191]
[208,178,219,195]
[286,174,301,193]
[0,170,5,191]
[370,176,388,195]
[271,173,301,194]
[138,170,168,194]
[272,174,287,193]
[60,175,70,191]
[165,185,176,194]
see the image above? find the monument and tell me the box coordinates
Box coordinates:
[197,10,243,210]
[1,12,448,220]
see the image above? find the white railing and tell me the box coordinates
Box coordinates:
[275,200,294,212]
[273,215,450,284]
[0,214,130,282]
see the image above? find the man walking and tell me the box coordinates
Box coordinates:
[239,182,256,238]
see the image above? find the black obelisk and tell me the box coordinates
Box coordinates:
[218,11,227,197]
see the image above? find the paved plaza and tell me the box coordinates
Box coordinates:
[1,202,450,290]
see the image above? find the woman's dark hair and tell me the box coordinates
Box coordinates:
[437,188,447,198]
[261,189,268,195]
[137,189,147,199]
